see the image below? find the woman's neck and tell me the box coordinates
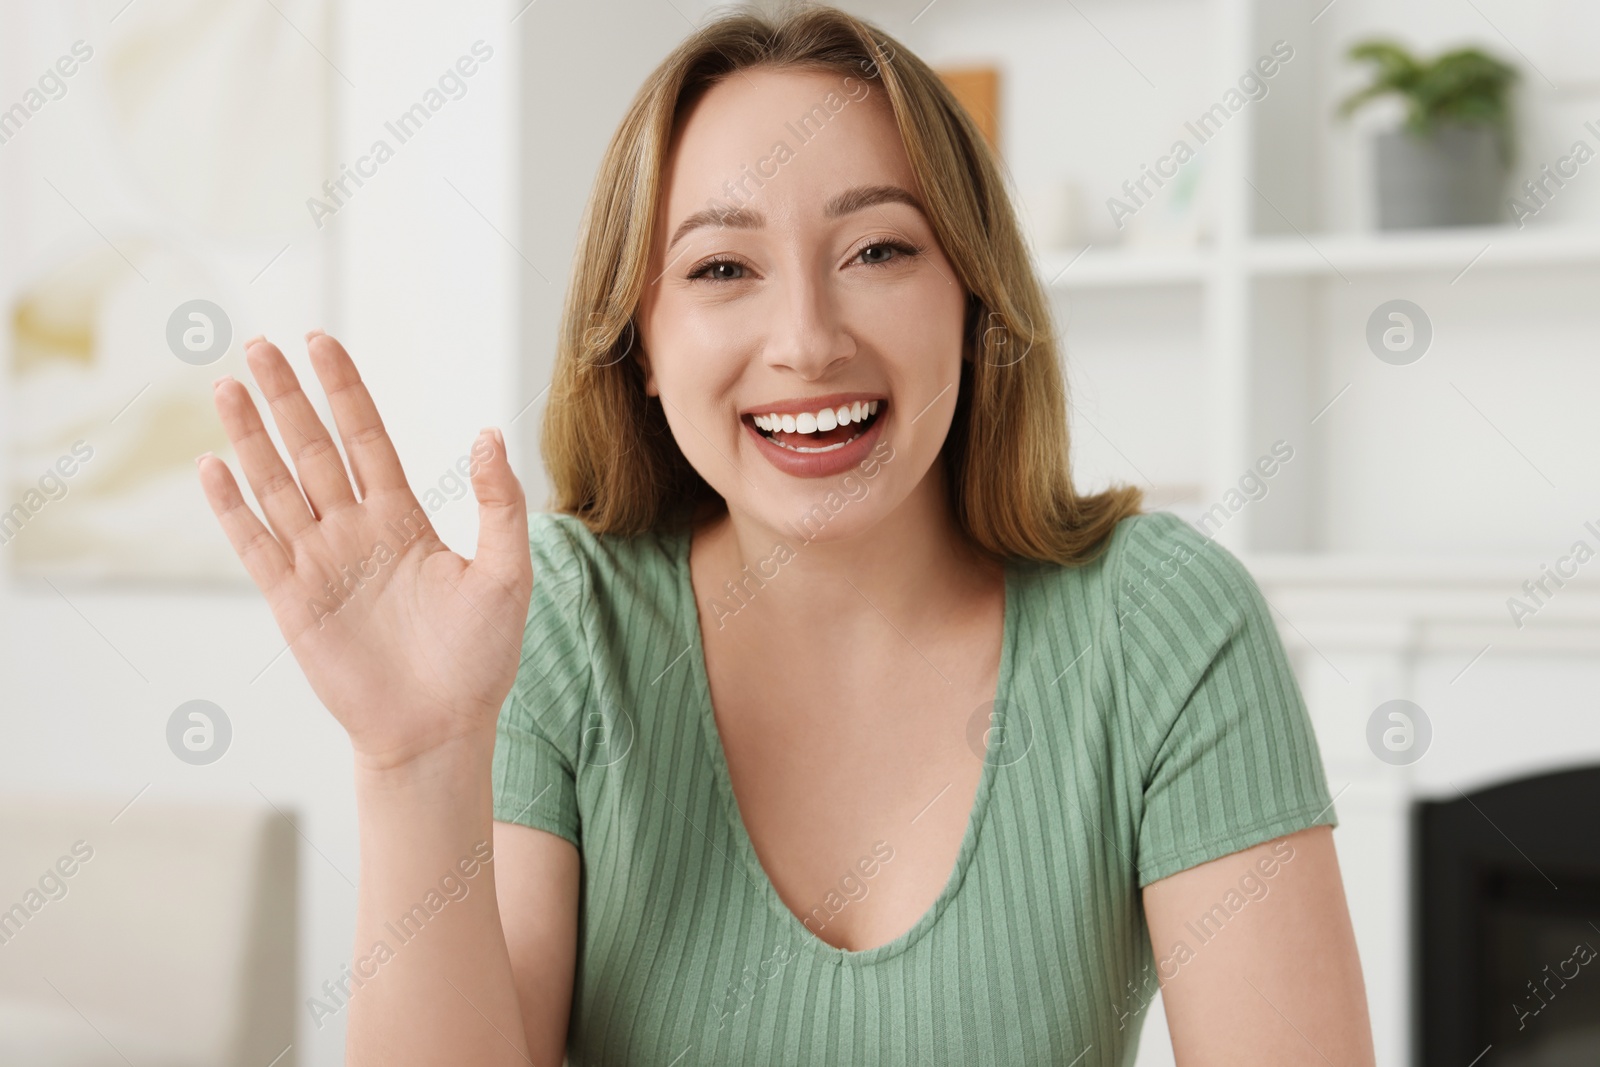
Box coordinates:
[693,456,998,635]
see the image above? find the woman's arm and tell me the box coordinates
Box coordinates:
[347,740,544,1066]
[198,333,562,1064]
[495,820,582,1065]
[1141,826,1376,1065]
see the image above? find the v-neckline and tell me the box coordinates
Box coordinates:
[673,521,1016,967]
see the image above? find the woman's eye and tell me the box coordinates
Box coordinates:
[855,241,916,266]
[690,260,746,281]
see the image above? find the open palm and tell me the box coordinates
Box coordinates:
[196,332,533,768]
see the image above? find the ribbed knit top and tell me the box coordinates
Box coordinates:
[491,508,1335,1066]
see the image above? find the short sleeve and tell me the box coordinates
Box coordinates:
[491,513,592,849]
[1114,513,1335,886]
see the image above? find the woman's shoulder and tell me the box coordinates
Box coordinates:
[1100,510,1265,632]
[525,510,686,616]
[1104,508,1257,592]
[1089,511,1290,727]
[1012,506,1237,589]
[512,513,689,712]
[528,511,681,572]
[1009,509,1269,667]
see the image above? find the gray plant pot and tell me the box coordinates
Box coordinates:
[1373,123,1507,229]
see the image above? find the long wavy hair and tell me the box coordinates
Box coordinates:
[540,3,1143,566]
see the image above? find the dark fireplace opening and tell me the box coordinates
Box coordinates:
[1416,766,1600,1067]
[1478,869,1600,1064]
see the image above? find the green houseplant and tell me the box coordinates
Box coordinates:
[1337,40,1519,229]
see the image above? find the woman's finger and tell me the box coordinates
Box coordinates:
[195,451,293,591]
[244,338,358,518]
[304,331,413,498]
[467,427,530,590]
[211,374,320,546]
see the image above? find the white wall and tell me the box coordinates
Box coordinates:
[1,0,520,1063]
[514,0,723,508]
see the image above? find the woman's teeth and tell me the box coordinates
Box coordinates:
[753,400,878,435]
[750,399,881,453]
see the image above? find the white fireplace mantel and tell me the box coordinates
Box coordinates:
[1237,552,1600,1066]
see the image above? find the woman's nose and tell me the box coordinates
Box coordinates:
[762,273,855,379]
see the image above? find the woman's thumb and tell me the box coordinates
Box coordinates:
[469,427,529,581]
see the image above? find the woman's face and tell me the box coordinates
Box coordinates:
[635,65,967,542]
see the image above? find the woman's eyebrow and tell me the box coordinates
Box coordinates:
[665,184,926,253]
[667,205,762,253]
[824,184,925,218]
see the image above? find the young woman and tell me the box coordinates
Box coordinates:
[198,6,1374,1065]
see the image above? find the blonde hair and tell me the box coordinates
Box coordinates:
[541,3,1142,566]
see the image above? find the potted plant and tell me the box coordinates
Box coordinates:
[1337,40,1519,229]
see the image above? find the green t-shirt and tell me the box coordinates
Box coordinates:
[492,509,1335,1066]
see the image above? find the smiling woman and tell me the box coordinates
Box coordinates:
[196,4,1375,1067]
[543,12,1133,559]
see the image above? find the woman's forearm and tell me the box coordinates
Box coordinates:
[345,732,534,1066]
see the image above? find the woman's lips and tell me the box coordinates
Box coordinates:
[743,400,887,478]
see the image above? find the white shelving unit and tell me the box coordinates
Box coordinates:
[881,0,1600,558]
[1033,213,1600,556]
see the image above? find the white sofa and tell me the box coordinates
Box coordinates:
[0,795,296,1066]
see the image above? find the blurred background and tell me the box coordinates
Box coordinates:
[2,0,1598,1064]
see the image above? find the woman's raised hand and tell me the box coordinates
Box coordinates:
[196,332,534,770]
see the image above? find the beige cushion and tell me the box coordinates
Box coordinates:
[0,795,295,1066]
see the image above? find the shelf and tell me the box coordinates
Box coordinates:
[1245,225,1600,278]
[1033,226,1600,289]
[1036,244,1210,289]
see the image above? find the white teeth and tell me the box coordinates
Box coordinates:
[769,429,865,453]
[771,428,870,454]
[750,401,882,437]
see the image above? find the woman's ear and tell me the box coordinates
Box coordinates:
[962,295,983,364]
[605,317,652,394]
[633,343,657,396]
